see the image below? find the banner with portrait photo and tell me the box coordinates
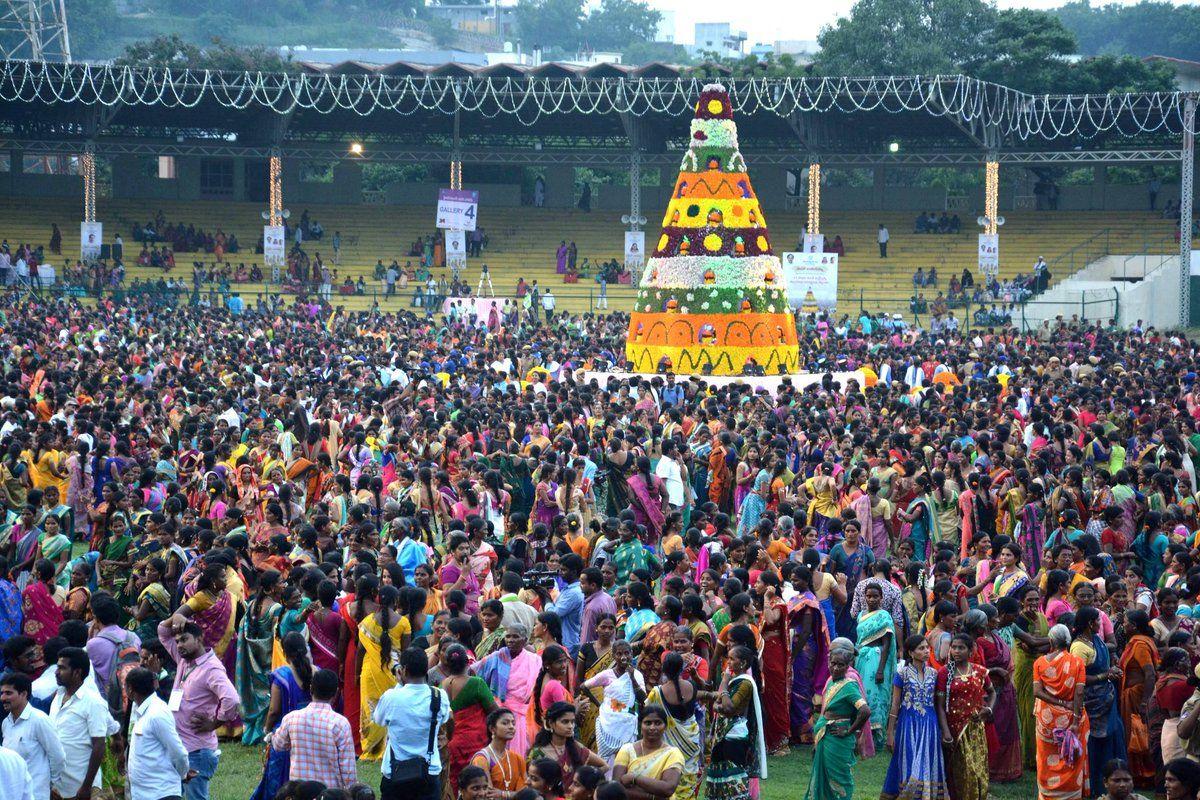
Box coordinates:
[446,229,466,271]
[624,231,645,270]
[782,251,839,314]
[80,222,103,260]
[263,225,285,266]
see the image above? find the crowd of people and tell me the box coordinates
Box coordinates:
[6,285,1200,800]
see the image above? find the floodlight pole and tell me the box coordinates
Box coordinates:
[1181,95,1195,328]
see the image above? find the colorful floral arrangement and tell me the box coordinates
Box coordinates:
[626,83,800,376]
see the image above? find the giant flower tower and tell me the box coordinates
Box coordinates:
[625,83,801,376]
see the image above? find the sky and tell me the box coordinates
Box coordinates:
[656,0,1187,47]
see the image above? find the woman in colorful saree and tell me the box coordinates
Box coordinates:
[236,569,281,746]
[575,612,616,750]
[805,647,871,800]
[21,558,62,645]
[936,633,994,800]
[627,456,668,543]
[970,605,1022,783]
[581,637,644,767]
[175,559,237,669]
[471,622,543,757]
[644,653,702,800]
[475,599,508,660]
[989,542,1030,601]
[0,557,21,666]
[248,631,313,800]
[1014,582,1051,770]
[1033,624,1090,800]
[855,582,896,747]
[128,556,172,647]
[789,565,830,745]
[633,595,680,690]
[441,642,498,794]
[1119,609,1159,788]
[612,706,684,800]
[1069,606,1126,798]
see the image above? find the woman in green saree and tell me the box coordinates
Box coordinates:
[475,599,507,659]
[806,648,872,800]
[128,556,172,644]
[236,570,282,745]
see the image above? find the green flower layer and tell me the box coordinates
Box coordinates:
[633,286,792,314]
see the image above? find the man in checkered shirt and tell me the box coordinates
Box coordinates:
[272,668,357,789]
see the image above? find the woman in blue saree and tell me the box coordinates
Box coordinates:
[855,583,896,747]
[1070,606,1126,798]
[250,632,312,800]
[0,556,21,669]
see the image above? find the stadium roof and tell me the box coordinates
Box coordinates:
[0,60,1192,166]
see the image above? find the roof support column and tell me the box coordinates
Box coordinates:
[1180,95,1195,327]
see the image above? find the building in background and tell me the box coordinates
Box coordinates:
[691,23,746,59]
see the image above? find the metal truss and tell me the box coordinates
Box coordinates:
[0,1,69,61]
[0,138,1185,169]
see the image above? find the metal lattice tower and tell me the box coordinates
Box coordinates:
[0,0,70,61]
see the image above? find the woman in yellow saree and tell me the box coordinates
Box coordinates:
[574,613,616,750]
[357,585,412,760]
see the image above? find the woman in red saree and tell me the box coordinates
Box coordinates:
[756,571,791,755]
[339,574,377,753]
[441,642,497,794]
[21,558,63,645]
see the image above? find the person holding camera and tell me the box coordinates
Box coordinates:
[546,554,585,658]
[374,648,451,800]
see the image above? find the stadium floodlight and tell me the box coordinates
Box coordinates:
[348,142,364,156]
[621,214,647,227]
[888,141,900,153]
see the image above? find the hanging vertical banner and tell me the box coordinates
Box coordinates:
[80,222,102,260]
[803,233,825,254]
[624,231,645,270]
[783,251,839,313]
[263,225,286,266]
[978,234,1000,278]
[436,189,479,231]
[445,229,467,271]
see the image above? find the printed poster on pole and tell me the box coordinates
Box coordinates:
[80,222,103,260]
[446,229,467,271]
[978,234,1000,279]
[624,231,645,270]
[436,189,479,231]
[802,233,824,254]
[782,251,839,313]
[263,226,286,266]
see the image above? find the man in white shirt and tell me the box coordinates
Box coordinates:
[0,745,32,800]
[125,667,190,800]
[374,649,450,800]
[0,673,63,800]
[877,224,889,258]
[654,439,687,510]
[49,647,117,800]
[542,288,556,317]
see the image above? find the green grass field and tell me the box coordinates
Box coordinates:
[210,741,1038,800]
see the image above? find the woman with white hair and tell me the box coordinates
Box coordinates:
[471,622,543,756]
[1032,623,1090,800]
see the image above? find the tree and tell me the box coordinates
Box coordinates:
[513,0,585,53]
[963,9,1078,93]
[114,35,298,72]
[622,41,692,66]
[687,53,812,80]
[1055,0,1200,62]
[580,0,660,53]
[815,0,993,76]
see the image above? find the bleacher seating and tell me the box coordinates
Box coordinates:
[0,196,1178,317]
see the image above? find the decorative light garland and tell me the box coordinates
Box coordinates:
[0,62,1195,137]
[984,160,998,235]
[268,152,282,226]
[81,148,95,222]
[807,162,820,235]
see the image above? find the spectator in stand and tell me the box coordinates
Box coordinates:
[49,224,61,255]
[878,224,889,258]
[914,212,929,234]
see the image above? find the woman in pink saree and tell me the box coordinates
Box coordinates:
[789,567,830,744]
[627,456,667,543]
[472,624,543,755]
[22,559,63,645]
[177,561,238,676]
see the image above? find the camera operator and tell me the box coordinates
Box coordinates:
[544,554,584,657]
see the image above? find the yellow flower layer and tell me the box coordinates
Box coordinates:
[659,197,768,230]
[624,342,802,376]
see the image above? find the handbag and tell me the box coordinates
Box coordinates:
[388,685,442,782]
